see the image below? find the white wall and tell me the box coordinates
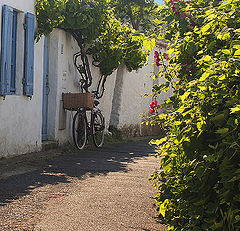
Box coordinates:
[0,0,44,158]
[47,29,117,145]
[111,47,172,135]
[47,29,170,142]
[0,2,171,158]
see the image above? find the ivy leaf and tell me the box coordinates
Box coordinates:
[159,199,169,217]
[222,49,230,55]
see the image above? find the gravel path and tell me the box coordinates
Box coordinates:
[0,141,167,231]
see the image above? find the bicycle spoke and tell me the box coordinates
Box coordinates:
[92,110,105,148]
[73,111,87,150]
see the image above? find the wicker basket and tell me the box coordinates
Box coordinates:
[62,93,94,110]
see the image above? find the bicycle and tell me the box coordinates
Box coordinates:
[72,92,105,150]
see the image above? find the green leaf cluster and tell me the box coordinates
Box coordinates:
[150,0,240,230]
[35,0,149,77]
[109,0,157,32]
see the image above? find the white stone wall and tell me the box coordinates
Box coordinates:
[0,0,44,158]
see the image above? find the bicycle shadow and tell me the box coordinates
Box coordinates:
[0,140,156,207]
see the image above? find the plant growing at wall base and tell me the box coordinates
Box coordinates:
[150,0,240,230]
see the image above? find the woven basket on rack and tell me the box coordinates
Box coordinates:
[62,93,94,111]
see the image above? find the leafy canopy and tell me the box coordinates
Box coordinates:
[35,0,151,78]
[109,0,158,32]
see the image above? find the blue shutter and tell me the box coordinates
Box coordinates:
[0,5,13,95]
[23,12,35,96]
[10,10,17,92]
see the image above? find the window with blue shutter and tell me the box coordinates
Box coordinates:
[0,5,13,95]
[23,12,35,97]
[10,10,17,93]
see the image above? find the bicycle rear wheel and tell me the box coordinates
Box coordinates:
[72,111,87,150]
[91,110,105,148]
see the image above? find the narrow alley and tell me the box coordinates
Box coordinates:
[0,141,166,231]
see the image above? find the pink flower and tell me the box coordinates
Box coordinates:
[163,53,170,60]
[149,109,154,114]
[154,51,161,66]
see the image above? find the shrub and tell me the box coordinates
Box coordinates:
[150,0,240,230]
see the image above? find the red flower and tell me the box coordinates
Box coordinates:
[150,100,159,109]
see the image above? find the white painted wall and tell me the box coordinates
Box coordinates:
[112,47,173,135]
[47,29,170,142]
[0,0,44,158]
[47,29,117,145]
[0,5,170,158]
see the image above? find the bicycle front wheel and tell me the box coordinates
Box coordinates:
[72,111,87,150]
[91,110,105,148]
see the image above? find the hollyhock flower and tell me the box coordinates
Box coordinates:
[163,53,170,60]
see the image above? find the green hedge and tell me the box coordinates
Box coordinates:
[150,0,240,230]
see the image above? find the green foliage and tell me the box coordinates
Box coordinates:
[35,0,149,77]
[35,0,109,42]
[109,0,157,32]
[150,0,240,230]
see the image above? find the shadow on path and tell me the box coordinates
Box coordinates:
[0,141,155,207]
